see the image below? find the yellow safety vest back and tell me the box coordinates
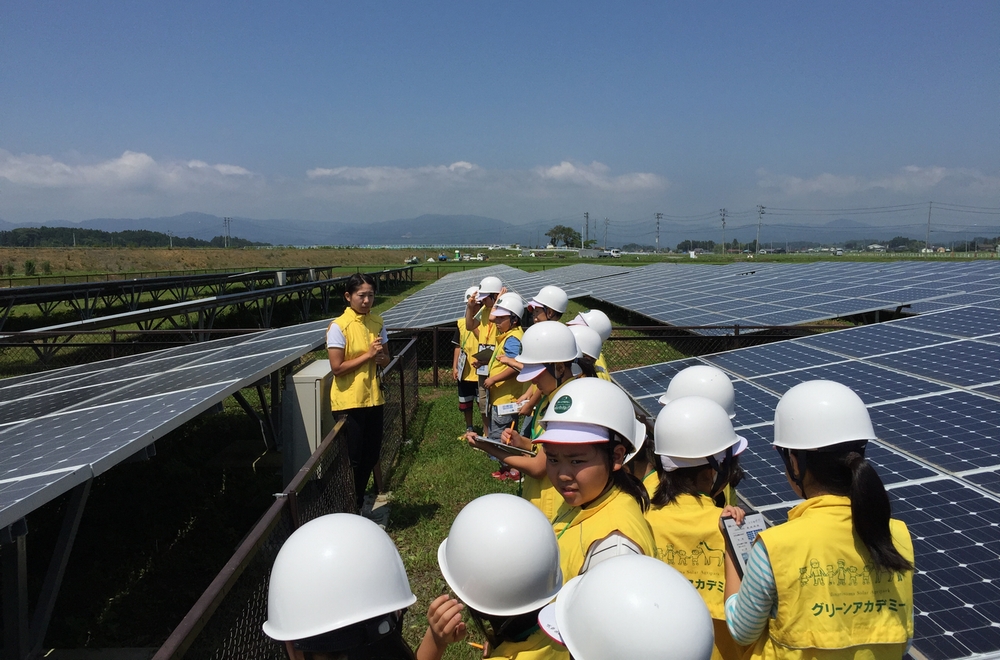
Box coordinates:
[328,308,385,411]
[595,352,612,382]
[456,317,479,382]
[488,326,526,405]
[489,628,568,660]
[751,495,913,660]
[552,486,656,583]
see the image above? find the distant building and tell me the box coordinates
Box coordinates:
[867,244,887,252]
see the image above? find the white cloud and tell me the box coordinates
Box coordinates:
[757,165,1000,197]
[534,160,667,192]
[0,149,257,191]
[305,161,483,191]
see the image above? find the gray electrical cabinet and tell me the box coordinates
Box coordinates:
[282,359,335,486]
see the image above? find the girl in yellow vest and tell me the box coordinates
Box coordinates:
[647,395,750,660]
[526,285,569,323]
[453,286,482,433]
[326,273,390,511]
[469,321,581,520]
[535,378,655,582]
[566,309,613,381]
[421,494,568,660]
[724,380,915,660]
[485,293,527,434]
[657,365,745,506]
[466,276,504,431]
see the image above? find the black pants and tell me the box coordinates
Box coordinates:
[341,405,385,510]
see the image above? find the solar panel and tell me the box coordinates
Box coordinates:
[868,341,1000,388]
[797,324,952,357]
[749,361,951,403]
[898,306,1000,338]
[702,342,843,378]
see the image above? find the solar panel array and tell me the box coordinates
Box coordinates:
[0,320,329,530]
[612,306,1000,659]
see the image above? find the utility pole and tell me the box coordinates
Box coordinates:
[604,217,610,249]
[223,217,232,248]
[719,208,727,255]
[655,212,663,253]
[756,205,765,254]
[584,212,589,248]
[167,231,173,249]
[926,201,932,253]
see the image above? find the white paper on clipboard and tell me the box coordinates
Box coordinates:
[473,435,536,457]
[722,513,768,579]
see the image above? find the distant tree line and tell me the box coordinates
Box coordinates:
[0,227,270,248]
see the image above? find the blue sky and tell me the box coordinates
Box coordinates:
[2,1,998,241]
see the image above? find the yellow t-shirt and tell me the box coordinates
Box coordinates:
[490,628,568,660]
[456,317,479,382]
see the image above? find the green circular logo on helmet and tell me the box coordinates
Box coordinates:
[553,396,573,414]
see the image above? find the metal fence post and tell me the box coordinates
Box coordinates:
[399,357,407,440]
[432,326,439,387]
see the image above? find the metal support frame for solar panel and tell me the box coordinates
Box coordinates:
[612,306,1000,659]
[0,318,331,658]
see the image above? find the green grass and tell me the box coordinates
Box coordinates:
[386,387,518,658]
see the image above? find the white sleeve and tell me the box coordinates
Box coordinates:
[326,323,346,350]
[380,326,388,344]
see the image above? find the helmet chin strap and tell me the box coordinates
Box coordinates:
[777,448,809,498]
[705,446,734,497]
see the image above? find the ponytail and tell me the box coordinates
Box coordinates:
[805,448,913,573]
[577,356,598,378]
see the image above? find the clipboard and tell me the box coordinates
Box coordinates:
[721,512,768,579]
[473,348,494,363]
[472,435,536,457]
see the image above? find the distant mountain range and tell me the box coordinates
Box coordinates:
[0,212,991,248]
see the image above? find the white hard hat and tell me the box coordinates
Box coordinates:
[568,325,603,360]
[263,514,416,641]
[773,380,876,451]
[438,494,562,616]
[477,276,504,298]
[569,309,612,342]
[658,365,736,418]
[654,396,747,471]
[464,285,479,302]
[528,285,569,314]
[491,292,525,320]
[538,555,714,660]
[539,378,642,449]
[518,322,581,365]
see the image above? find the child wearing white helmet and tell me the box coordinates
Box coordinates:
[536,377,655,582]
[566,309,613,381]
[465,275,505,431]
[566,325,603,379]
[422,494,568,660]
[263,514,419,659]
[538,555,715,660]
[469,321,581,515]
[526,285,569,324]
[646,395,749,660]
[484,292,527,444]
[657,365,745,506]
[724,381,914,660]
[452,286,482,433]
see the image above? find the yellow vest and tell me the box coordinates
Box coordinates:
[750,495,914,660]
[457,317,479,382]
[521,383,569,522]
[476,308,499,357]
[595,352,612,381]
[642,470,658,498]
[645,494,745,660]
[552,486,656,583]
[488,326,526,405]
[328,308,385,411]
[490,628,568,660]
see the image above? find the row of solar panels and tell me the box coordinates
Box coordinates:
[612,306,1000,660]
[382,261,1000,333]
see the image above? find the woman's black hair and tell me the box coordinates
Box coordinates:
[792,444,913,573]
[576,355,598,379]
[598,439,650,512]
[345,272,377,295]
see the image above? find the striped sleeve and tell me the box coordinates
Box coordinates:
[725,540,777,646]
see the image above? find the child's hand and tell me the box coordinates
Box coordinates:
[501,428,531,450]
[427,594,467,647]
[719,505,746,531]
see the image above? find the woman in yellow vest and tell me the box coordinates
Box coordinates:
[535,378,655,582]
[647,395,750,660]
[326,273,390,511]
[724,380,915,660]
[422,494,568,660]
[470,321,580,519]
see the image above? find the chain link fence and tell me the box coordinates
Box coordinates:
[153,337,419,660]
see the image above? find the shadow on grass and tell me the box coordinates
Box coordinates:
[387,501,441,532]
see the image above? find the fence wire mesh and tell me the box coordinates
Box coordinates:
[154,339,419,660]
